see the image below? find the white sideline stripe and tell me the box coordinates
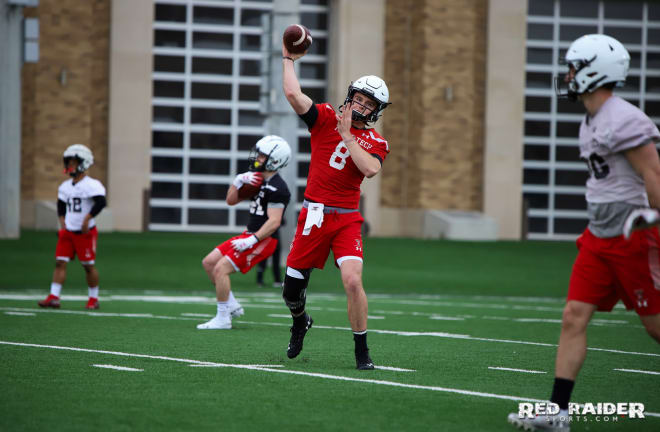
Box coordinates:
[2,307,659,359]
[92,364,143,372]
[374,366,416,372]
[268,314,293,318]
[430,315,465,321]
[488,367,547,374]
[181,313,213,317]
[368,315,385,320]
[614,368,660,376]
[189,364,284,368]
[5,311,35,316]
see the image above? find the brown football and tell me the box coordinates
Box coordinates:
[237,173,263,199]
[283,24,313,54]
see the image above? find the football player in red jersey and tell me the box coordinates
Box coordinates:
[281,44,391,369]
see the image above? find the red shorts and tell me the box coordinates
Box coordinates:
[55,227,98,264]
[568,228,660,315]
[217,232,278,274]
[286,208,364,270]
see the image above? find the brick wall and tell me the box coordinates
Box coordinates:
[21,0,110,201]
[382,0,487,211]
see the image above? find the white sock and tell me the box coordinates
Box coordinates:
[558,409,568,418]
[50,282,62,297]
[217,301,229,316]
[88,286,99,299]
[228,291,237,304]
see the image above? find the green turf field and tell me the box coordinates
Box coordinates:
[1,230,659,431]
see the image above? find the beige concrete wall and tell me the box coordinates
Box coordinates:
[107,0,154,231]
[483,0,527,239]
[329,0,386,235]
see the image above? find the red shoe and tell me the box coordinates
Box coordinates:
[85,297,99,310]
[38,294,60,308]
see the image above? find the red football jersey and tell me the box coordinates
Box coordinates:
[304,103,390,208]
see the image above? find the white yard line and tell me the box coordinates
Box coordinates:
[374,366,416,372]
[92,364,143,372]
[488,367,547,374]
[4,311,35,316]
[189,364,284,368]
[614,368,660,376]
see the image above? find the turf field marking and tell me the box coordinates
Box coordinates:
[488,367,546,374]
[268,314,293,318]
[181,313,213,317]
[429,315,465,321]
[4,311,35,316]
[374,366,416,372]
[92,364,143,372]
[189,364,284,368]
[614,368,660,376]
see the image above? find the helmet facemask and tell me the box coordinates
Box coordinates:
[247,148,270,172]
[63,156,85,177]
[342,89,387,125]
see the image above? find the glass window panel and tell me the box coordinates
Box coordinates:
[560,0,598,18]
[240,59,260,76]
[555,194,586,210]
[301,86,326,103]
[555,145,581,162]
[555,169,588,186]
[299,136,311,153]
[297,186,306,203]
[560,25,598,43]
[241,9,266,27]
[524,120,550,137]
[193,32,233,50]
[192,57,232,75]
[525,72,552,89]
[301,12,327,30]
[528,217,548,233]
[648,28,660,46]
[152,131,183,149]
[154,30,186,48]
[193,7,233,25]
[300,62,326,80]
[191,108,231,124]
[523,168,549,185]
[645,100,660,118]
[240,34,261,51]
[190,133,230,150]
[646,52,660,70]
[554,218,588,235]
[151,182,182,199]
[188,208,228,225]
[236,209,250,226]
[527,23,553,40]
[523,192,548,209]
[526,47,553,64]
[525,96,551,112]
[238,135,261,151]
[298,161,310,177]
[629,51,641,69]
[153,106,183,123]
[646,76,660,93]
[155,4,186,22]
[557,98,585,114]
[556,121,580,138]
[189,158,230,175]
[528,0,553,16]
[619,75,639,93]
[238,110,265,126]
[524,144,549,161]
[152,156,182,173]
[307,37,327,56]
[649,4,660,21]
[189,183,229,200]
[191,82,232,100]
[154,55,185,73]
[239,84,260,101]
[150,207,181,224]
[153,80,184,98]
[603,27,641,45]
[237,159,251,173]
[604,1,642,20]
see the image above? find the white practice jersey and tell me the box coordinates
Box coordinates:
[579,96,660,237]
[58,176,106,231]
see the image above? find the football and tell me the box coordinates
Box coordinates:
[283,24,313,54]
[237,172,263,199]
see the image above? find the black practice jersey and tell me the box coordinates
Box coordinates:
[246,173,291,235]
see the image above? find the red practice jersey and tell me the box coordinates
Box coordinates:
[303,103,389,209]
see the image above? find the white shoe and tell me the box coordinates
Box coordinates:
[196,315,232,330]
[507,413,570,431]
[229,302,244,318]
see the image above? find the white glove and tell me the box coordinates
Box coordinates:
[231,234,259,252]
[232,172,261,189]
[623,208,660,239]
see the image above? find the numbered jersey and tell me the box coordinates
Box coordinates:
[246,173,291,234]
[58,176,106,231]
[304,103,389,209]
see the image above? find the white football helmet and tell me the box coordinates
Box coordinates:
[248,135,291,172]
[343,75,391,123]
[63,144,94,175]
[556,34,630,99]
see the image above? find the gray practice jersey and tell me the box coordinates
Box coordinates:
[579,96,660,237]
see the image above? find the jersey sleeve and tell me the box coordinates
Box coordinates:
[368,132,390,163]
[610,112,660,153]
[57,182,67,201]
[267,179,291,208]
[87,179,107,198]
[309,103,337,135]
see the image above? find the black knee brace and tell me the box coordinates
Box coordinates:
[282,267,312,315]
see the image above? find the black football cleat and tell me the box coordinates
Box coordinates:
[356,351,375,370]
[287,314,313,359]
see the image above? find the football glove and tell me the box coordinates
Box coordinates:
[231,234,259,252]
[623,208,660,239]
[232,172,261,189]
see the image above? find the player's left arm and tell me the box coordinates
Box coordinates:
[82,195,106,233]
[337,103,381,178]
[253,207,285,241]
[625,141,660,208]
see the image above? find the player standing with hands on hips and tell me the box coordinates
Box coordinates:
[508,34,660,431]
[38,144,107,310]
[281,37,391,369]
